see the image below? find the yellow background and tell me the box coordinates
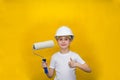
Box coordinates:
[0,0,120,80]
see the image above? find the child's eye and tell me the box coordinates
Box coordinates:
[59,38,63,41]
[65,38,69,41]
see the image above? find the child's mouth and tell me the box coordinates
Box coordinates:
[61,44,66,46]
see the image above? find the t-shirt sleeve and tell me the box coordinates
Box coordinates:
[75,54,85,64]
[49,56,56,69]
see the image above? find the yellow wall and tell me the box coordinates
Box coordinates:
[0,0,120,80]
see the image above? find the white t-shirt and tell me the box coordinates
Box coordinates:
[50,51,85,80]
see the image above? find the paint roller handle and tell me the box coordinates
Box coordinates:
[42,58,46,62]
[42,58,48,74]
[44,67,48,74]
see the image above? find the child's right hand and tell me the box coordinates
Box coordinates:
[42,62,47,68]
[42,62,49,74]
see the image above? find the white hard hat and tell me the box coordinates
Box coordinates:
[55,26,74,37]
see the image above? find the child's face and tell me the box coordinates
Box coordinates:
[57,36,71,49]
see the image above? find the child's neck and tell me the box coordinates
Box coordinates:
[60,48,70,54]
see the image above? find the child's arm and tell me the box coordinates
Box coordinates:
[69,58,91,73]
[75,63,91,73]
[42,62,55,78]
[46,68,55,78]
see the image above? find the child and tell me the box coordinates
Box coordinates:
[42,26,91,80]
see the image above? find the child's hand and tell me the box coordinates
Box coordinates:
[42,62,47,68]
[42,62,49,74]
[68,58,77,68]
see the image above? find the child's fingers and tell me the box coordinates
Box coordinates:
[68,62,70,65]
[42,62,47,68]
[70,57,73,61]
[68,62,72,67]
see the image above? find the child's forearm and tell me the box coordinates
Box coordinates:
[44,68,54,78]
[46,70,53,78]
[75,63,92,73]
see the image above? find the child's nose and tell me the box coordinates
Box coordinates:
[62,40,65,43]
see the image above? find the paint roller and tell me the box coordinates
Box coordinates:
[32,40,54,58]
[33,40,54,50]
[32,40,54,74]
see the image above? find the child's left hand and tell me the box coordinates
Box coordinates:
[68,58,77,68]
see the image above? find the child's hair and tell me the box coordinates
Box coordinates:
[55,35,74,41]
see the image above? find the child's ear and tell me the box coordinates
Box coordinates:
[70,39,72,42]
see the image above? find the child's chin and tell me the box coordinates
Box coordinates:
[60,46,68,49]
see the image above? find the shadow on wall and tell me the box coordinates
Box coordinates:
[22,25,100,80]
